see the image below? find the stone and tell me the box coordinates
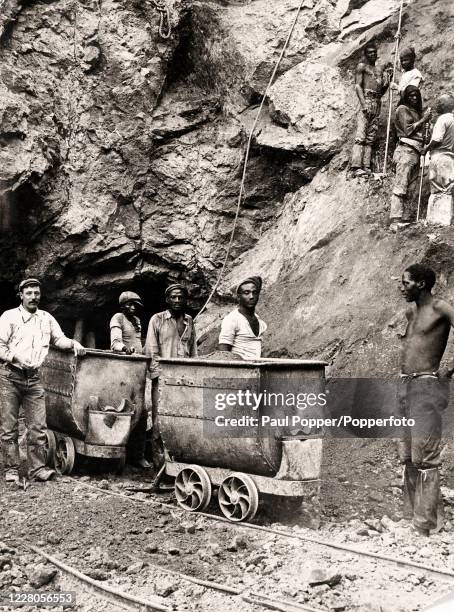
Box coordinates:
[145,544,158,554]
[309,568,342,587]
[126,561,144,575]
[46,533,62,545]
[155,577,178,597]
[27,564,57,588]
[167,547,180,556]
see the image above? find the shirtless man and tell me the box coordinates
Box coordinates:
[351,41,392,175]
[218,276,267,360]
[398,263,454,535]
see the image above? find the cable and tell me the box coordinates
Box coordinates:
[194,0,306,322]
[382,0,405,175]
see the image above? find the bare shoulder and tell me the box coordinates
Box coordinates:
[433,298,454,315]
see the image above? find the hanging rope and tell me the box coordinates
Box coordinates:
[382,0,405,175]
[150,0,171,39]
[194,0,306,322]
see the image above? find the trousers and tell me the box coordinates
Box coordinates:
[390,143,420,220]
[0,364,48,479]
[397,376,448,530]
[351,96,381,170]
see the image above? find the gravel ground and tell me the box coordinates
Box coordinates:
[1,442,454,612]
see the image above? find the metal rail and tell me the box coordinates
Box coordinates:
[65,477,454,585]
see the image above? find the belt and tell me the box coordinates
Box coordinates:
[399,138,423,154]
[5,363,39,378]
[364,90,381,99]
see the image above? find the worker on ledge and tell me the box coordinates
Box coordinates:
[218,276,267,359]
[351,40,392,176]
[0,278,85,484]
[110,291,151,470]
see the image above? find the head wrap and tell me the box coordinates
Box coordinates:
[19,278,41,291]
[400,46,416,59]
[402,85,422,113]
[119,291,143,306]
[165,283,188,298]
[236,276,262,295]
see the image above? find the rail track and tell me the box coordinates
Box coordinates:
[64,476,454,586]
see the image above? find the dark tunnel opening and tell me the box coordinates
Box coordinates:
[58,277,201,352]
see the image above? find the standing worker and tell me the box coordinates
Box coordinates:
[397,264,454,535]
[351,41,393,176]
[110,291,151,469]
[423,94,454,225]
[218,276,267,359]
[0,278,85,484]
[392,46,424,100]
[144,284,197,468]
[389,86,431,230]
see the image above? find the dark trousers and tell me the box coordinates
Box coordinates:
[126,407,147,463]
[0,364,48,479]
[397,376,448,530]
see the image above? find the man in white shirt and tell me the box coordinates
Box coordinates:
[218,276,267,360]
[0,278,85,483]
[394,47,424,99]
[424,94,454,224]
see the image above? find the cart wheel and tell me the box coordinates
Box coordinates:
[54,436,75,475]
[218,473,259,522]
[44,430,57,467]
[175,465,212,512]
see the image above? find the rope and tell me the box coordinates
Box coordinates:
[194,0,306,322]
[150,0,171,39]
[382,0,405,175]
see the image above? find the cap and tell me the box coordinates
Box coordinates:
[236,276,262,294]
[19,278,41,292]
[119,291,143,306]
[165,284,188,298]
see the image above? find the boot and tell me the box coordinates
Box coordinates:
[351,144,364,169]
[363,145,372,171]
[27,443,48,480]
[414,467,440,532]
[402,463,418,520]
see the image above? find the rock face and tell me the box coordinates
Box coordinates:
[1,0,454,374]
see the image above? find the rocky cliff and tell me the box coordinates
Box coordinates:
[1,0,453,372]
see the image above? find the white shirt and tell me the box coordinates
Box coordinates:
[0,306,65,368]
[219,308,267,360]
[398,68,423,94]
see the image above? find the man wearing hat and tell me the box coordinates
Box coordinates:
[110,291,150,469]
[110,291,143,355]
[144,284,197,468]
[0,278,85,483]
[218,276,267,360]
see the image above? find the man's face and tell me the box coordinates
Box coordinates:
[408,91,419,109]
[401,272,422,302]
[365,47,377,64]
[238,283,260,309]
[166,289,187,312]
[123,301,138,316]
[400,55,414,71]
[20,285,41,312]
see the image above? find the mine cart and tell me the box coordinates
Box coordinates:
[159,357,327,522]
[41,347,149,474]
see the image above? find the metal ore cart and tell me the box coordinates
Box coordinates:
[41,346,149,474]
[158,357,327,522]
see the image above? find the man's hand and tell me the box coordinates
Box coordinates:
[72,340,86,356]
[123,347,136,355]
[12,355,35,369]
[423,107,432,122]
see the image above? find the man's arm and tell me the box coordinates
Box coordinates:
[218,314,236,352]
[434,300,454,376]
[145,315,161,376]
[396,106,432,138]
[424,116,445,154]
[354,63,367,111]
[0,312,14,364]
[50,315,85,356]
[189,320,198,357]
